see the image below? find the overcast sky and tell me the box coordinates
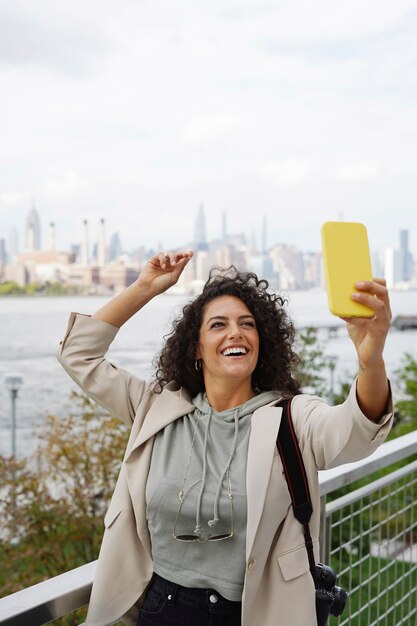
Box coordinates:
[1,0,417,257]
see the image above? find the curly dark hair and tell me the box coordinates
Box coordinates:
[153,266,301,397]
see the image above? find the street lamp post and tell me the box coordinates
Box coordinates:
[5,374,23,458]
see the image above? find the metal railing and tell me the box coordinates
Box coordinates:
[1,431,417,626]
[318,432,417,626]
[0,561,96,626]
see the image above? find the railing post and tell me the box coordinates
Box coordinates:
[319,494,331,564]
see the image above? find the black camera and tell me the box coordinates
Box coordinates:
[315,563,348,626]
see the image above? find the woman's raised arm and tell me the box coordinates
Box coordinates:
[92,250,193,328]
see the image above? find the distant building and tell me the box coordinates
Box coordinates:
[3,250,75,286]
[261,214,267,256]
[0,238,6,264]
[0,238,6,279]
[194,204,208,251]
[221,211,227,241]
[371,251,383,279]
[47,222,56,251]
[4,263,29,286]
[399,229,412,282]
[247,254,275,284]
[97,218,107,267]
[26,206,41,251]
[303,252,323,288]
[9,227,19,261]
[71,243,81,259]
[81,220,89,265]
[110,232,123,261]
[384,230,414,287]
[195,249,210,282]
[208,235,248,271]
[270,244,304,290]
[384,247,402,288]
[63,264,100,290]
[98,262,138,293]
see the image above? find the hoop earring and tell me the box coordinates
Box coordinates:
[194,360,202,372]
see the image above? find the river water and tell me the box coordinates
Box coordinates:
[0,290,416,457]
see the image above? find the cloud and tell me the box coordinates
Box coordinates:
[260,157,382,187]
[0,0,110,77]
[247,0,417,44]
[183,114,243,149]
[259,157,313,187]
[0,191,27,208]
[220,2,275,20]
[43,172,95,206]
[336,162,381,182]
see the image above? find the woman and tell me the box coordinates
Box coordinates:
[57,250,393,626]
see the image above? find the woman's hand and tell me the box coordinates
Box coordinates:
[342,278,392,421]
[343,278,392,368]
[92,250,193,328]
[137,250,194,297]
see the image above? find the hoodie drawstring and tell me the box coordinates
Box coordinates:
[208,408,239,529]
[194,407,240,534]
[194,408,212,535]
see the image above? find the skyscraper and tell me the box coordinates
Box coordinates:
[47,222,56,251]
[0,238,6,264]
[262,213,267,256]
[98,218,106,266]
[9,227,19,260]
[399,229,412,282]
[110,232,123,261]
[384,247,401,288]
[81,219,89,265]
[221,211,227,241]
[26,206,41,251]
[194,204,208,251]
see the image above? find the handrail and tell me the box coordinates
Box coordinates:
[1,430,417,625]
[318,430,417,495]
[0,561,96,626]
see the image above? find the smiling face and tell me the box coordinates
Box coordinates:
[195,295,260,398]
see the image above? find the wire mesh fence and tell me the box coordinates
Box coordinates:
[323,460,417,626]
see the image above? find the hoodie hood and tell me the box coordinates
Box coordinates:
[192,390,280,422]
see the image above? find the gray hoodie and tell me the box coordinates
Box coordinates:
[146,390,279,600]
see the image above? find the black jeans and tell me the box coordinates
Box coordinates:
[137,573,242,626]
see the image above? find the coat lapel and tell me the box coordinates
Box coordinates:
[246,404,283,559]
[125,385,194,460]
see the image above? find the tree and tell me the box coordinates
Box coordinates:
[0,392,129,625]
[294,326,359,404]
[395,353,417,430]
[0,281,23,295]
[295,327,329,397]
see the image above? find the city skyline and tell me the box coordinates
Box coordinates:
[0,204,414,293]
[1,204,416,261]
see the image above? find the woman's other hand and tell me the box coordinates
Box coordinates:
[137,250,194,297]
[342,278,392,421]
[343,278,392,368]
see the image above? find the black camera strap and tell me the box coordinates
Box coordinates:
[276,398,318,587]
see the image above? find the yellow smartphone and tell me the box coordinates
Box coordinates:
[321,221,374,318]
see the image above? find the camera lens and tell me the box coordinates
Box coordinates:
[330,586,348,617]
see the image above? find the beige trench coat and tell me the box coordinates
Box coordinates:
[58,313,393,626]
